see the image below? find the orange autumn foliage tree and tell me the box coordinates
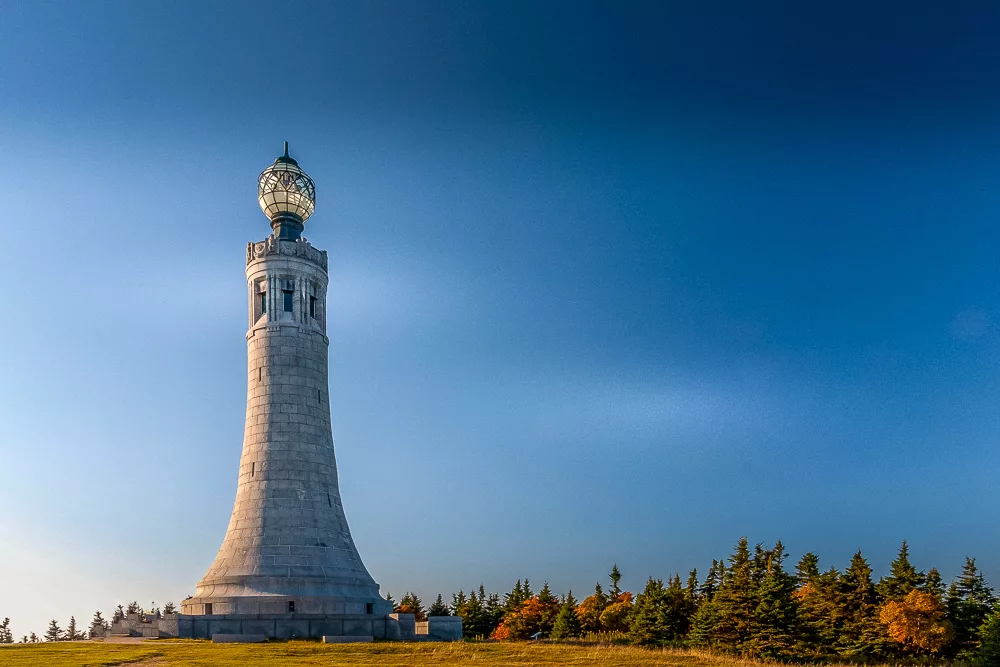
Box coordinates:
[492,594,562,640]
[599,592,634,633]
[879,589,954,654]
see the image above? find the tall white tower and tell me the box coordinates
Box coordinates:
[182,144,390,632]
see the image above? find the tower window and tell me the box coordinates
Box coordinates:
[258,367,262,382]
[251,462,255,478]
[288,601,295,613]
[310,295,316,318]
[283,290,293,312]
[258,292,266,314]
[204,603,212,615]
[366,603,374,615]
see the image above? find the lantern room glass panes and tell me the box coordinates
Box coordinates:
[258,162,316,222]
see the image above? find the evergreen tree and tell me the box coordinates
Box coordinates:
[19,636,28,644]
[795,553,820,587]
[113,605,125,623]
[749,541,798,660]
[396,592,426,621]
[44,619,62,642]
[699,560,724,602]
[947,557,996,659]
[384,592,396,608]
[630,577,669,646]
[126,601,142,616]
[610,564,623,600]
[795,564,841,658]
[838,549,886,659]
[450,590,466,615]
[163,602,176,616]
[685,569,699,606]
[29,632,38,643]
[66,616,79,641]
[877,541,925,602]
[689,598,722,649]
[0,617,12,644]
[550,591,581,639]
[427,593,450,617]
[485,593,505,634]
[711,536,757,654]
[504,580,529,613]
[923,568,944,598]
[981,609,1000,667]
[91,611,108,636]
[460,589,488,637]
[537,583,561,634]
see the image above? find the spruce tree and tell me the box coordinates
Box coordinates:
[795,565,841,658]
[795,553,820,587]
[163,602,176,616]
[504,580,528,613]
[537,582,561,634]
[126,601,142,616]
[550,591,581,639]
[838,549,886,659]
[685,569,700,606]
[29,632,38,643]
[113,605,125,623]
[877,541,925,601]
[947,557,996,659]
[749,541,798,660]
[610,564,623,600]
[689,598,722,649]
[923,568,945,598]
[981,609,1000,667]
[0,617,12,644]
[461,590,487,637]
[66,616,79,641]
[485,593,504,634]
[629,577,669,646]
[44,620,62,642]
[427,593,450,617]
[699,560,724,601]
[711,536,757,654]
[450,590,466,616]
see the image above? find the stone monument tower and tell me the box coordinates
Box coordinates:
[181,144,391,632]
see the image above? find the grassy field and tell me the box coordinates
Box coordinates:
[0,641,781,667]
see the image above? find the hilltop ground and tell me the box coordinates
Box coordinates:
[0,640,788,667]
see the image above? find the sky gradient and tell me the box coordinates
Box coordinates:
[1,0,1000,639]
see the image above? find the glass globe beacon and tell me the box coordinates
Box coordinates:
[257,143,316,237]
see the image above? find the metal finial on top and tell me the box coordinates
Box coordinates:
[283,141,289,157]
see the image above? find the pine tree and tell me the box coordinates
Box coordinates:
[427,593,450,617]
[576,582,608,633]
[113,605,125,623]
[163,602,176,616]
[485,592,504,634]
[396,592,426,621]
[126,601,142,616]
[0,617,12,644]
[749,541,798,660]
[19,635,28,644]
[550,591,581,639]
[66,616,79,641]
[947,557,996,659]
[384,592,396,608]
[877,541,925,602]
[711,536,757,654]
[44,620,62,642]
[29,632,38,643]
[610,564,623,600]
[838,549,887,659]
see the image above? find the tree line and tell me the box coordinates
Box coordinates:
[0,601,177,643]
[396,539,1000,663]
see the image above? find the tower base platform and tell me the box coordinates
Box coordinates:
[92,612,462,642]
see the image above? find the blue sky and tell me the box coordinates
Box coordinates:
[2,0,1000,638]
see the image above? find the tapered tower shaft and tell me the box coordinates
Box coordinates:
[182,147,387,618]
